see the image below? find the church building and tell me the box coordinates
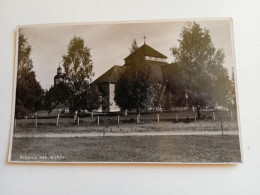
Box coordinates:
[92,42,177,112]
[52,41,178,113]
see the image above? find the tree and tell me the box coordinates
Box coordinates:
[114,62,159,116]
[61,36,100,114]
[171,22,233,116]
[15,34,44,118]
[44,82,72,113]
[129,39,139,53]
[229,68,236,108]
[62,36,94,83]
[115,40,161,118]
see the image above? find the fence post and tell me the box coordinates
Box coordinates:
[103,128,106,137]
[194,116,196,121]
[97,115,99,125]
[117,115,120,125]
[91,111,93,117]
[77,116,79,125]
[213,112,215,121]
[157,113,159,123]
[137,114,140,124]
[74,114,76,124]
[35,117,37,127]
[220,113,223,135]
[230,111,233,120]
[56,117,59,126]
[176,113,178,122]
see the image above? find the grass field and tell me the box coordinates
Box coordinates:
[11,110,241,163]
[14,120,239,134]
[11,135,241,163]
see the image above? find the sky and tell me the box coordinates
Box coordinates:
[18,19,234,90]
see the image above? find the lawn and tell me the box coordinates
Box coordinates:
[14,120,239,134]
[11,135,241,163]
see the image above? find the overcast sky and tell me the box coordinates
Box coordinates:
[19,19,234,90]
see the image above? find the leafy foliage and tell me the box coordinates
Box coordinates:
[115,62,159,113]
[62,36,94,83]
[15,34,44,118]
[44,82,72,113]
[171,22,234,108]
[129,39,139,54]
[67,81,100,114]
[44,36,100,114]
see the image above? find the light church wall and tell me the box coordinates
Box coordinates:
[109,83,120,112]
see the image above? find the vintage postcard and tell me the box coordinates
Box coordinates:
[8,19,242,164]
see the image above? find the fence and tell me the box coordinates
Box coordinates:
[14,109,237,128]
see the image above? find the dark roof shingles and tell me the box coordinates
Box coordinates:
[124,44,167,60]
[92,65,125,84]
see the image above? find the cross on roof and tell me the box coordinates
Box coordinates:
[143,35,147,44]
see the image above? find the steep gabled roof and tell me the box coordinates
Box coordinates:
[92,65,125,84]
[124,44,167,60]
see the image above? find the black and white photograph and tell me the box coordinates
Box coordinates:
[9,19,242,163]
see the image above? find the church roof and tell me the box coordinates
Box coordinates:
[92,65,125,84]
[124,44,167,60]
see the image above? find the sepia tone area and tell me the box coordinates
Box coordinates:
[10,20,241,163]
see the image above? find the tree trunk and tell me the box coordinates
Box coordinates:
[137,109,141,124]
[197,105,201,119]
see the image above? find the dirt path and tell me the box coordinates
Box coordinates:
[13,130,239,138]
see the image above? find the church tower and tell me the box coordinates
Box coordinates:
[54,66,65,86]
[57,66,62,75]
